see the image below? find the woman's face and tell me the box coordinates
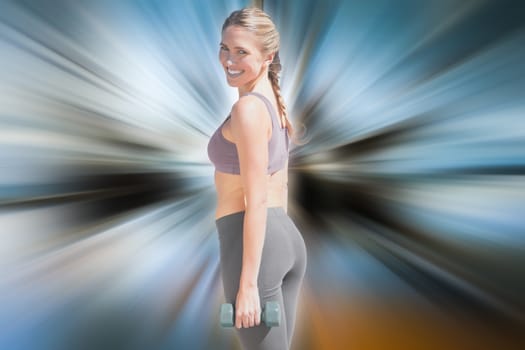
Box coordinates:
[219,25,269,89]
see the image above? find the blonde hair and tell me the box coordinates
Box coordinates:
[223,7,301,141]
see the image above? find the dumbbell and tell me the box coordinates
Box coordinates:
[220,301,281,327]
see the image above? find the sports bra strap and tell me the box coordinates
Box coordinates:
[242,92,280,129]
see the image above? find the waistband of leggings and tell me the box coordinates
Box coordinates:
[215,206,286,225]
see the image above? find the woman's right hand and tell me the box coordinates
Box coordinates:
[235,284,261,328]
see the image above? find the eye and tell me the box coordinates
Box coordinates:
[220,45,228,51]
[238,50,247,54]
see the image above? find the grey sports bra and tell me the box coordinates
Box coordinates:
[207,92,289,175]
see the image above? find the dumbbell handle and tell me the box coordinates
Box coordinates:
[220,302,280,327]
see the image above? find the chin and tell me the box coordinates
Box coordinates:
[226,78,241,88]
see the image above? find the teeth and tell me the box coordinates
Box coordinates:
[228,68,242,75]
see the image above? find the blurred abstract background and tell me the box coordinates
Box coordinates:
[1,0,524,349]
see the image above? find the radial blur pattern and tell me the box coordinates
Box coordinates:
[1,0,524,349]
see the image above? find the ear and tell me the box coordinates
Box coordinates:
[265,52,275,64]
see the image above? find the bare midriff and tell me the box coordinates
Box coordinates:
[213,160,288,220]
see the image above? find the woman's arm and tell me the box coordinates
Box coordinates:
[230,95,271,328]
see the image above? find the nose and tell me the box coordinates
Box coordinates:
[226,59,233,66]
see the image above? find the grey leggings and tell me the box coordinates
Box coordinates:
[216,207,307,350]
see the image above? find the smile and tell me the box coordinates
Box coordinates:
[227,67,244,78]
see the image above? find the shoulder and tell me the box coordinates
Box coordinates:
[230,94,267,125]
[229,95,271,141]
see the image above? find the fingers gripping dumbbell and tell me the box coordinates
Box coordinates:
[220,301,280,327]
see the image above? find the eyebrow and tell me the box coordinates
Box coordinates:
[219,42,248,50]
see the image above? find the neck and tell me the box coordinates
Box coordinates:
[238,69,273,97]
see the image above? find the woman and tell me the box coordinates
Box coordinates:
[207,7,307,350]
